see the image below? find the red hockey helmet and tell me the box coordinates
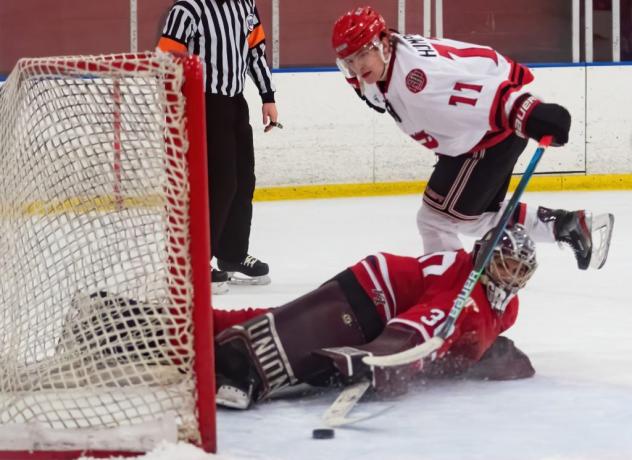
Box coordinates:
[332,6,387,59]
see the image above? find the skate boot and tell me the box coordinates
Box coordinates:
[553,209,593,270]
[218,255,271,285]
[211,268,229,295]
[539,207,614,270]
[215,333,264,410]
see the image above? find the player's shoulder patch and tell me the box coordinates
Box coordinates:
[405,68,427,94]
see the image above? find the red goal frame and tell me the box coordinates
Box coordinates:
[0,53,216,458]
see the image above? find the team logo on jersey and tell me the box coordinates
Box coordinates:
[371,289,387,308]
[246,13,256,31]
[405,68,427,93]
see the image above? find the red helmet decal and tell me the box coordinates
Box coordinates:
[405,69,427,94]
[332,6,387,59]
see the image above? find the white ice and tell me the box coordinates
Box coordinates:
[83,190,632,460]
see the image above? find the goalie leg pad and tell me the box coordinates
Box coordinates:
[215,314,295,406]
[215,277,383,402]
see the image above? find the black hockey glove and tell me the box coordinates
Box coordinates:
[512,95,571,146]
[525,102,571,146]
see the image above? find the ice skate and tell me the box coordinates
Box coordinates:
[215,336,263,410]
[549,209,614,270]
[216,374,255,410]
[218,255,271,285]
[211,268,230,294]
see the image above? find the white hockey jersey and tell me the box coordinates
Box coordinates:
[352,34,535,156]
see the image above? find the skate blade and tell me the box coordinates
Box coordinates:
[589,213,615,270]
[227,273,271,286]
[212,281,230,295]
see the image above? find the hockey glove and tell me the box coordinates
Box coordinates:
[512,94,571,146]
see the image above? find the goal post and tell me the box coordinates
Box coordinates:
[0,51,216,457]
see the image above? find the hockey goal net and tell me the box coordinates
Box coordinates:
[0,52,215,457]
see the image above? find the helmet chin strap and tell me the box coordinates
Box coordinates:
[376,41,391,81]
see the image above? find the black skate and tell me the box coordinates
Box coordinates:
[211,268,229,295]
[218,255,271,285]
[215,338,262,410]
[542,208,615,270]
[216,373,255,410]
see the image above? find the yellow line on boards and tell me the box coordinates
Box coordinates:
[253,174,632,202]
[9,174,632,215]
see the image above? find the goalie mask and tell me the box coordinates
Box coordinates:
[475,225,538,313]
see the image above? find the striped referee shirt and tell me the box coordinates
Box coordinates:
[158,0,275,102]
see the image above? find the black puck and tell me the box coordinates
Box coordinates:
[312,428,335,439]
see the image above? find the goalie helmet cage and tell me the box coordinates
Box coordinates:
[0,52,216,457]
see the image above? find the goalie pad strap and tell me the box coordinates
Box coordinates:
[331,268,383,342]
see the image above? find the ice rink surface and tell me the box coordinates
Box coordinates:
[87,190,632,460]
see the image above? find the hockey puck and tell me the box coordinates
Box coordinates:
[312,428,335,439]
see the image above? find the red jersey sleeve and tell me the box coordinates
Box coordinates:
[349,252,427,323]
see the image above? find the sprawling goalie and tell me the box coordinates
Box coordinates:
[210,225,538,409]
[59,225,539,409]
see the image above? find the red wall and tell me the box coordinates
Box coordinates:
[1,0,628,75]
[0,0,173,74]
[443,0,573,62]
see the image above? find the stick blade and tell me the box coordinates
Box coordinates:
[322,380,370,427]
[324,405,393,428]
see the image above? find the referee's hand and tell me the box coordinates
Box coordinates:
[263,103,281,133]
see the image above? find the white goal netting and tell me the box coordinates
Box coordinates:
[0,52,213,453]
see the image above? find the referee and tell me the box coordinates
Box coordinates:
[158,0,279,293]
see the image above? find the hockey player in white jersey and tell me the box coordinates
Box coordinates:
[332,6,614,270]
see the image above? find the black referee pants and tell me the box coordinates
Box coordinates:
[205,93,255,264]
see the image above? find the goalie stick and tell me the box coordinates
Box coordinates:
[364,136,554,368]
[321,381,392,427]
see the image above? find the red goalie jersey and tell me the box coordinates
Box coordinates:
[349,250,519,363]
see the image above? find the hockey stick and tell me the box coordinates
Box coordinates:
[321,380,391,427]
[364,136,554,368]
[322,381,371,427]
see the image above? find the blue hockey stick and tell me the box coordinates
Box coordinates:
[364,135,553,367]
